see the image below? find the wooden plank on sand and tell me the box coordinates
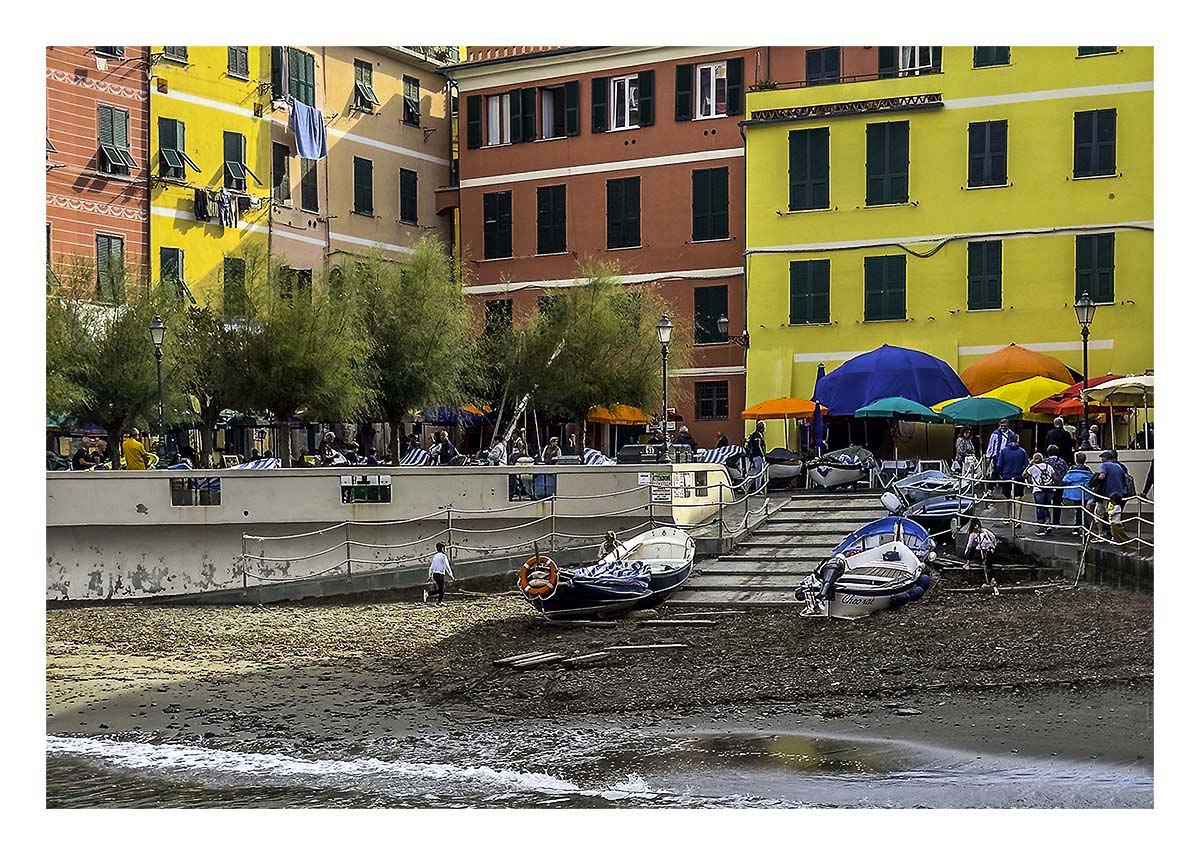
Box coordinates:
[562,652,612,668]
[603,643,688,652]
[512,653,567,670]
[640,619,716,626]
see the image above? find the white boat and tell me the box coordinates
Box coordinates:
[808,445,877,490]
[766,447,806,482]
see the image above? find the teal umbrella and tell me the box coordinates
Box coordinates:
[854,396,943,423]
[940,396,1021,425]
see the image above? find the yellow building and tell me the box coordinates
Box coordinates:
[743,46,1153,444]
[149,46,271,308]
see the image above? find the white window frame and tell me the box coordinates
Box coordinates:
[610,74,640,130]
[898,46,937,76]
[486,94,511,147]
[695,62,727,119]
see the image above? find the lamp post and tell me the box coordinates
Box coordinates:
[148,315,167,467]
[716,313,750,348]
[1073,292,1097,449]
[655,313,673,461]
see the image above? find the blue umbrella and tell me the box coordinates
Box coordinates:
[811,363,827,453]
[814,345,969,417]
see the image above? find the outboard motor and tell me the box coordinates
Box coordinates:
[881,491,905,515]
[817,554,849,601]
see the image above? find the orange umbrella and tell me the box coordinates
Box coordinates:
[740,397,826,420]
[588,404,651,425]
[960,344,1075,395]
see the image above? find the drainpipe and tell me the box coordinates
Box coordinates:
[739,121,750,437]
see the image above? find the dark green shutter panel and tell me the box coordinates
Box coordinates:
[592,77,609,132]
[885,256,906,319]
[159,117,177,151]
[866,124,885,204]
[111,108,128,149]
[878,47,898,78]
[271,47,283,98]
[725,57,743,116]
[712,167,728,238]
[564,81,580,136]
[354,158,372,213]
[499,193,512,257]
[509,90,523,142]
[607,181,621,247]
[98,105,113,144]
[813,260,830,323]
[637,70,655,126]
[521,88,537,142]
[811,128,829,208]
[96,235,110,297]
[675,64,693,121]
[932,47,943,72]
[692,170,709,241]
[466,95,482,149]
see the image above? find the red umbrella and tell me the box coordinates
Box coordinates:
[1030,374,1128,416]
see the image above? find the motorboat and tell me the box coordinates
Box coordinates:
[808,445,877,490]
[892,469,959,503]
[906,494,976,535]
[517,526,695,619]
[766,447,806,483]
[794,494,935,620]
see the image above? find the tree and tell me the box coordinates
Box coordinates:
[522,262,692,456]
[237,261,371,466]
[347,239,476,460]
[173,304,251,468]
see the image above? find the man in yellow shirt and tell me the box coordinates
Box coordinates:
[122,429,149,470]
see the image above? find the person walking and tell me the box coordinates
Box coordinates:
[1061,452,1093,535]
[746,420,767,492]
[122,429,149,470]
[985,419,1015,484]
[1045,417,1075,459]
[424,542,455,606]
[1086,422,1102,452]
[1025,452,1055,536]
[1104,493,1135,552]
[953,428,973,473]
[1044,443,1069,530]
[996,434,1029,527]
[964,517,999,587]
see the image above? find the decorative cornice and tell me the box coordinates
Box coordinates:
[47,193,147,223]
[46,67,147,103]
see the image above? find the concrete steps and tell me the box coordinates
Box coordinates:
[725,545,833,559]
[687,572,806,591]
[672,587,798,606]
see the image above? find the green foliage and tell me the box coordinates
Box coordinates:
[173,303,252,466]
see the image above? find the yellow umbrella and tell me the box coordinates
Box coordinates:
[985,377,1071,413]
[931,396,966,413]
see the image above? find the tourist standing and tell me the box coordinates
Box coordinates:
[487,436,508,465]
[996,435,1029,527]
[676,425,698,453]
[424,542,455,606]
[122,429,148,470]
[1061,452,1093,534]
[510,430,528,460]
[1044,444,1069,528]
[1086,422,1102,452]
[72,437,101,470]
[1103,493,1134,552]
[436,430,458,464]
[953,428,973,473]
[1045,417,1075,459]
[1025,452,1055,536]
[746,420,767,492]
[318,431,338,465]
[541,436,561,464]
[985,419,1015,482]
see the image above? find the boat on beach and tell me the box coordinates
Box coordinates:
[517,526,695,619]
[795,496,935,620]
[807,446,877,490]
[766,447,806,483]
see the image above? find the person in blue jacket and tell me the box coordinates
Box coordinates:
[996,436,1030,527]
[1060,452,1093,534]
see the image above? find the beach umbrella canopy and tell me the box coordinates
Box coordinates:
[985,377,1071,413]
[741,397,825,420]
[587,404,651,425]
[959,344,1075,395]
[814,345,968,416]
[941,396,1022,425]
[854,396,943,422]
[1082,374,1155,406]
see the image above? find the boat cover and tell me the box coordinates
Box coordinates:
[698,446,747,465]
[766,447,805,464]
[570,561,652,594]
[814,445,876,469]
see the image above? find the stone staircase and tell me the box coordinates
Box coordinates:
[673,490,887,606]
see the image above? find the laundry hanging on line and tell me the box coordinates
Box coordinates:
[288,99,328,160]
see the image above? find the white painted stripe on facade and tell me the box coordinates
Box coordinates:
[749,221,1153,255]
[327,128,450,166]
[944,81,1153,111]
[329,232,415,254]
[459,148,744,189]
[271,229,328,248]
[151,204,327,247]
[958,340,1115,356]
[461,265,744,295]
[793,350,871,363]
[669,365,746,377]
[156,89,262,120]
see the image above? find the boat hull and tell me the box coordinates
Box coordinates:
[809,463,866,489]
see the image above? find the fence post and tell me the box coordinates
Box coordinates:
[345,523,352,577]
[446,506,454,558]
[240,533,247,588]
[550,495,556,550]
[718,483,725,542]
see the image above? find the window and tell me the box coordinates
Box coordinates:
[171,477,221,507]
[272,47,315,106]
[693,284,728,344]
[354,60,380,112]
[403,76,421,126]
[300,158,318,211]
[692,167,729,242]
[272,142,291,204]
[967,241,1003,310]
[611,75,640,130]
[806,47,841,85]
[484,299,513,337]
[160,247,185,299]
[1078,47,1117,57]
[341,474,392,504]
[280,267,312,303]
[968,120,1007,187]
[864,254,906,321]
[540,86,567,138]
[695,381,729,421]
[97,105,136,176]
[1076,233,1115,304]
[973,46,1010,67]
[95,233,124,302]
[353,157,373,214]
[790,260,831,324]
[223,131,258,191]
[485,94,511,146]
[878,46,942,78]
[483,191,512,259]
[158,118,198,181]
[95,47,124,58]
[866,120,909,205]
[538,294,566,322]
[223,257,247,317]
[536,184,567,255]
[163,46,188,63]
[696,62,727,118]
[788,127,830,211]
[512,88,537,143]
[399,168,418,223]
[227,46,249,78]
[1074,109,1116,178]
[606,177,640,249]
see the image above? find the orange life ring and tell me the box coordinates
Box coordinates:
[519,556,558,597]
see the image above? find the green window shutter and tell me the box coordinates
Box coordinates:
[884,255,906,319]
[400,169,418,223]
[973,46,1010,67]
[878,47,898,78]
[536,185,566,254]
[508,90,523,143]
[1096,109,1117,176]
[866,121,908,205]
[300,158,318,211]
[353,157,373,214]
[98,105,113,145]
[591,77,609,132]
[606,177,640,249]
[288,49,316,106]
[483,191,512,259]
[228,46,248,77]
[637,70,655,126]
[564,81,580,136]
[693,284,728,344]
[967,241,1003,310]
[692,169,710,241]
[790,260,830,324]
[521,88,537,142]
[789,128,829,210]
[96,234,124,302]
[272,142,290,203]
[466,95,482,149]
[725,57,744,116]
[271,47,283,98]
[675,64,693,121]
[1077,234,1115,303]
[968,120,1007,187]
[865,255,905,321]
[95,234,110,298]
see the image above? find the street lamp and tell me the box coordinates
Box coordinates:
[1073,292,1097,448]
[716,313,750,348]
[148,315,167,467]
[655,313,673,461]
